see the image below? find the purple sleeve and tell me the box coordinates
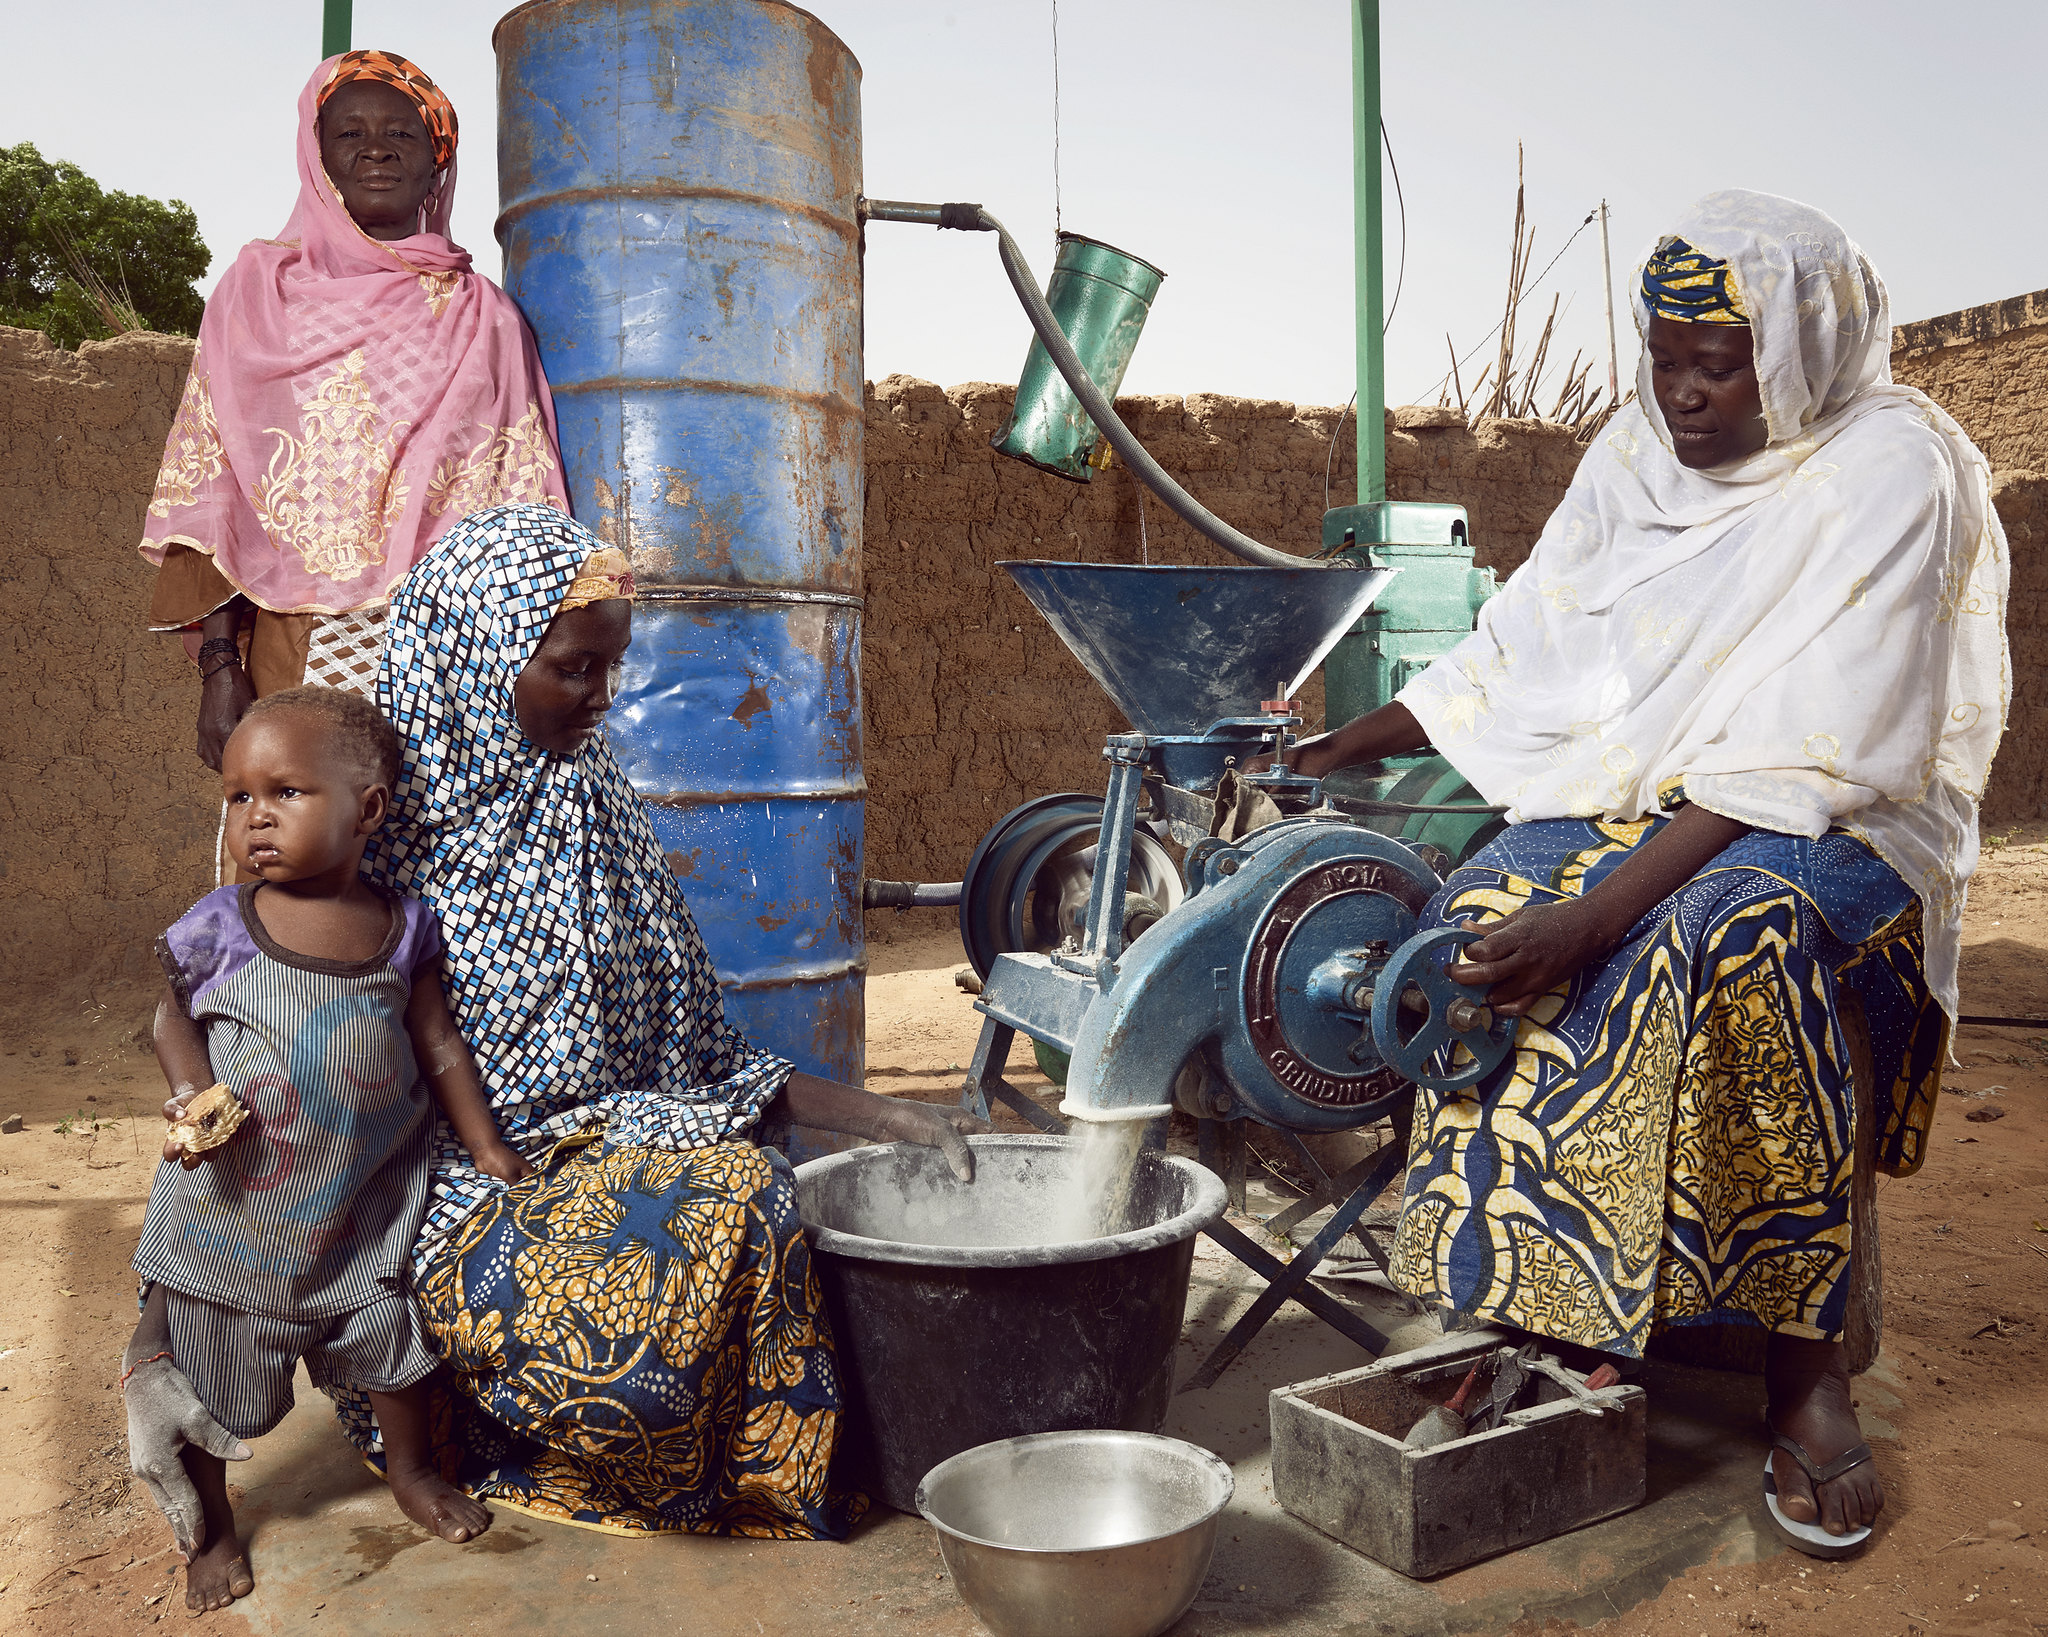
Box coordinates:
[157,887,259,1017]
[392,897,445,992]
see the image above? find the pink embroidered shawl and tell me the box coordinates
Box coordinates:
[140,57,569,618]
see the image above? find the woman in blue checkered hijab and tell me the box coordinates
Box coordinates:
[310,502,981,1537]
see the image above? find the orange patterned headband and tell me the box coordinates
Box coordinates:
[319,50,459,172]
[559,548,636,614]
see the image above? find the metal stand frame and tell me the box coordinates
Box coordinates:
[1178,1122,1408,1392]
[959,1018,1411,1389]
[960,1018,1066,1135]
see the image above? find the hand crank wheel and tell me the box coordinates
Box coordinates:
[1370,925,1517,1092]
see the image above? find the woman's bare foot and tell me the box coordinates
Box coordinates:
[367,1382,492,1542]
[1765,1334,1883,1537]
[180,1448,254,1611]
[386,1459,493,1542]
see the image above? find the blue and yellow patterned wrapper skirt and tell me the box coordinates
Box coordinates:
[336,1136,860,1538]
[1388,817,1946,1359]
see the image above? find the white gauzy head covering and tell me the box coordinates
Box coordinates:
[1646,189,1891,443]
[1400,189,2010,1017]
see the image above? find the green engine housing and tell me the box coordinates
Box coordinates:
[1316,500,1505,866]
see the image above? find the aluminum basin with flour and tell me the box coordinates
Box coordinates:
[795,1134,1227,1512]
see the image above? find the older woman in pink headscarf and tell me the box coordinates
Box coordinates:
[140,50,568,776]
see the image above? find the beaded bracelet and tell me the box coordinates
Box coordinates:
[197,636,243,682]
[120,1349,173,1389]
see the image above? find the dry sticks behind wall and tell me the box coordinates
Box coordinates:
[1438,145,1624,440]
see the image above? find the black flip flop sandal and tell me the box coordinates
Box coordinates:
[1763,1432,1875,1558]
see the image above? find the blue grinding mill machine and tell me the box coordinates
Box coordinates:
[496,0,867,1084]
[852,2,1511,1387]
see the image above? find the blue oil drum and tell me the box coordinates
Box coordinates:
[495,0,866,1084]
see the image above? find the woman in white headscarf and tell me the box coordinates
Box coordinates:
[1291,190,2007,1555]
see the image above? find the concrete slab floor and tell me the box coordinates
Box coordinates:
[203,1219,1907,1637]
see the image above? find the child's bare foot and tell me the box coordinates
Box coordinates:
[387,1460,492,1542]
[180,1448,254,1610]
[369,1382,491,1540]
[186,1524,255,1610]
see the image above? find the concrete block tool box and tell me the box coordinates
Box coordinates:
[1269,1333,1646,1578]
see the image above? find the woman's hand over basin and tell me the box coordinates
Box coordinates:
[774,1073,991,1182]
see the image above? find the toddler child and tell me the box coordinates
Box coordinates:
[129,685,533,1613]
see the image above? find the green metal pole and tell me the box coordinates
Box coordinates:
[322,0,352,59]
[1351,0,1385,504]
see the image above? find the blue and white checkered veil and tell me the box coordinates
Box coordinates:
[364,504,791,1258]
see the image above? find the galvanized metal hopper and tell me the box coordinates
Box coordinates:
[1000,562,1399,736]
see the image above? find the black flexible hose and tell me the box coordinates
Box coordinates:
[862,198,1310,570]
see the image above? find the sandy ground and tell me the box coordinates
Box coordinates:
[2,843,2044,1635]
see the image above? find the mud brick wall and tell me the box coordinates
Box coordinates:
[1984,471,2048,828]
[4,316,2042,996]
[0,328,217,1009]
[1893,290,2048,475]
[1887,289,2048,826]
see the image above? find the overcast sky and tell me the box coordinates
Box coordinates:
[12,1,2046,409]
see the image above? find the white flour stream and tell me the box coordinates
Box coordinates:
[1039,1118,1149,1244]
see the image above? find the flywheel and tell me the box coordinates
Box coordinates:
[958,793,1183,980]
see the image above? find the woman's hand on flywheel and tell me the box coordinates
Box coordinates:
[1449,900,1616,1018]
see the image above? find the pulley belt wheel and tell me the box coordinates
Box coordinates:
[958,793,1100,980]
[957,793,1181,980]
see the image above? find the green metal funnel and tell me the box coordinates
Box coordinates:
[992,234,1165,482]
[1001,561,1398,736]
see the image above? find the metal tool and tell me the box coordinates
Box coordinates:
[1404,1360,1485,1449]
[1466,1345,1533,1433]
[1525,1354,1629,1416]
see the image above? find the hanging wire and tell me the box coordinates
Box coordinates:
[1382,117,1407,337]
[1321,119,1408,515]
[1417,206,1600,405]
[1321,390,1357,519]
[1050,0,1063,234]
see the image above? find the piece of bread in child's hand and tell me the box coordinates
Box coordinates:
[168,1084,248,1153]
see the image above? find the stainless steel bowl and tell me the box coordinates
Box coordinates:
[916,1429,1234,1637]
